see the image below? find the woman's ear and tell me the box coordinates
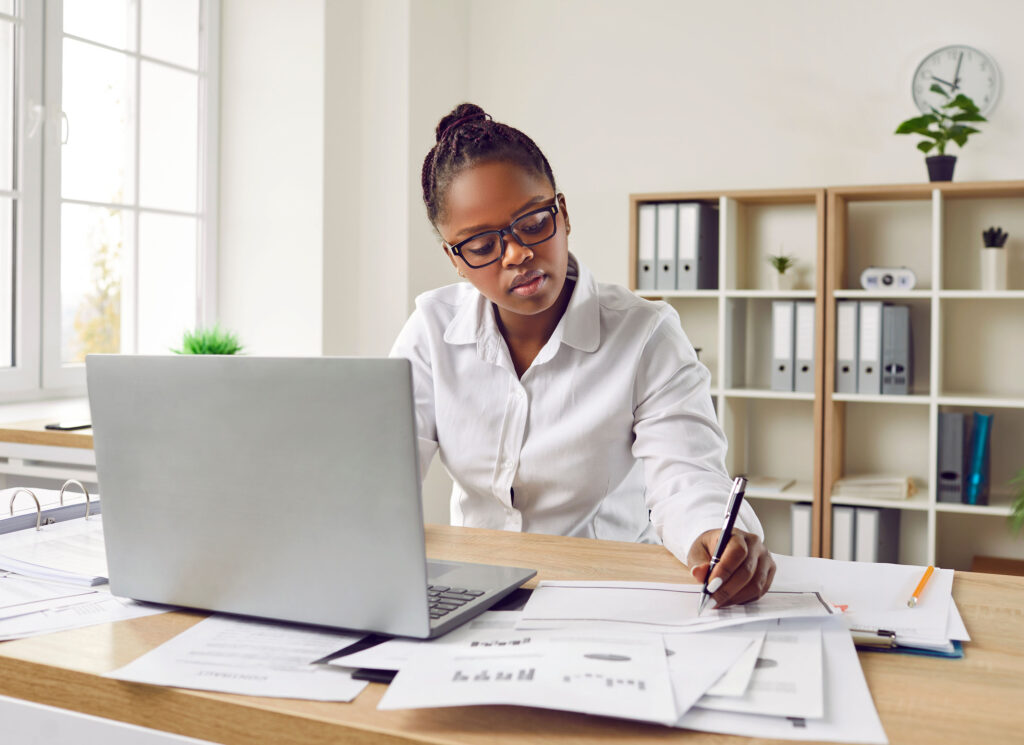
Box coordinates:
[559,193,571,235]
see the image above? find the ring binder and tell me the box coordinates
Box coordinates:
[8,488,45,531]
[60,479,92,519]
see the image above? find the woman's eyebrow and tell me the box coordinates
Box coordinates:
[454,195,551,239]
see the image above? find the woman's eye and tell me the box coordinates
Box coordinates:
[465,238,497,256]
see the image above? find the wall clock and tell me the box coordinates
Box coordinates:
[912,45,1000,116]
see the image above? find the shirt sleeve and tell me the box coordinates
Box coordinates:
[389,308,440,480]
[631,304,764,568]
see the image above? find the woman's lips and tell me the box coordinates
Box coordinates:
[510,272,545,297]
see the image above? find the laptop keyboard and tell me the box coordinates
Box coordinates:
[428,585,486,620]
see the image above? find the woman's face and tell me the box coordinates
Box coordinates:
[436,160,570,323]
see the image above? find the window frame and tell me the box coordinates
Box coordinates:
[37,0,219,392]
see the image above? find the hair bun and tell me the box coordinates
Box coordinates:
[435,103,489,143]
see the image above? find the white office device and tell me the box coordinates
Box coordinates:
[86,355,535,639]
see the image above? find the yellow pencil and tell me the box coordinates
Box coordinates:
[907,565,935,607]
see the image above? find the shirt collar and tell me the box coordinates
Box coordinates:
[443,252,600,354]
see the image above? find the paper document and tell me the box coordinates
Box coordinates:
[0,590,166,641]
[326,610,522,672]
[378,627,678,725]
[704,631,765,697]
[676,618,888,744]
[106,614,368,701]
[0,572,100,621]
[516,581,833,632]
[663,633,756,716]
[772,554,962,644]
[697,622,824,719]
[0,516,108,585]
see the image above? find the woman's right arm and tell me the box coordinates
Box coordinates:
[389,309,440,479]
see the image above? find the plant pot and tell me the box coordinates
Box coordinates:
[926,154,956,182]
[772,272,796,291]
[980,247,1007,291]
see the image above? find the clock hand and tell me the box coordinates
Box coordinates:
[953,52,963,90]
[931,75,956,89]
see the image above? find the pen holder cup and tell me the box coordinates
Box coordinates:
[980,248,1007,291]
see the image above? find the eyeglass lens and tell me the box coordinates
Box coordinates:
[458,208,557,267]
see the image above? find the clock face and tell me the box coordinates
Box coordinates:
[912,45,1000,116]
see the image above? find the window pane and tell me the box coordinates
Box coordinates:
[63,0,135,51]
[139,62,197,212]
[141,0,198,69]
[0,197,11,368]
[61,204,125,363]
[137,213,196,355]
[0,20,13,191]
[61,39,135,204]
[0,3,14,16]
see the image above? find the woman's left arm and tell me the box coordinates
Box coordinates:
[631,305,774,606]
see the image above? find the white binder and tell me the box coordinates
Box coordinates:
[675,202,719,290]
[636,204,657,291]
[794,301,815,394]
[835,300,859,394]
[857,301,883,394]
[789,503,813,558]
[831,505,856,561]
[655,203,677,290]
[770,300,795,392]
[854,507,900,563]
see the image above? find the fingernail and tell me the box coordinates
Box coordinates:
[707,577,723,594]
[690,567,700,579]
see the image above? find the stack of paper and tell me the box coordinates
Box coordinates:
[832,475,917,500]
[0,515,109,586]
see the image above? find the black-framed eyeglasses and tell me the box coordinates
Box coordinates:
[443,196,562,269]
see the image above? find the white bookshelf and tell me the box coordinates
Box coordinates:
[823,181,1024,570]
[631,189,826,557]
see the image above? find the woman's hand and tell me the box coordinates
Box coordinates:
[686,529,776,608]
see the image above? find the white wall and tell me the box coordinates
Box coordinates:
[219,0,325,355]
[463,0,1024,285]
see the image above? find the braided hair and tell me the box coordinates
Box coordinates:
[421,103,557,226]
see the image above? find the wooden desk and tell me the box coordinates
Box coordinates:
[0,418,96,485]
[0,526,1020,745]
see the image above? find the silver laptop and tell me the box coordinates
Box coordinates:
[86,355,534,639]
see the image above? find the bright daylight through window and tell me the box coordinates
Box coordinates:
[0,0,215,393]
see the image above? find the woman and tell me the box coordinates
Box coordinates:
[391,103,775,607]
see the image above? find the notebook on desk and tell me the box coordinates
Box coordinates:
[85,355,534,639]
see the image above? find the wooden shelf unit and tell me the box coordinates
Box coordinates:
[629,188,827,557]
[630,181,1024,568]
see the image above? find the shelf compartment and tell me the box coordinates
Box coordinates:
[721,397,815,487]
[936,512,1024,570]
[941,298,1024,400]
[844,200,933,291]
[723,297,820,392]
[937,404,1024,511]
[724,200,819,292]
[941,195,1024,291]
[840,401,930,495]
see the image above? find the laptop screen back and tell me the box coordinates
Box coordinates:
[87,355,431,637]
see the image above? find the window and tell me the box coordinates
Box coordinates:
[0,0,217,395]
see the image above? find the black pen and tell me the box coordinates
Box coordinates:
[697,476,747,616]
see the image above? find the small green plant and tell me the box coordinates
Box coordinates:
[1010,468,1024,534]
[767,253,796,274]
[894,87,986,155]
[173,325,244,355]
[983,227,1009,248]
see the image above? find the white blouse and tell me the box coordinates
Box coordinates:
[389,254,762,566]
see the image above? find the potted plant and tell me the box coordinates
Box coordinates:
[981,227,1008,291]
[173,325,244,355]
[1011,467,1024,535]
[894,86,986,182]
[767,252,797,291]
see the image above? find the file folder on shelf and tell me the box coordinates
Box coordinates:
[857,301,883,395]
[655,202,677,291]
[770,300,795,392]
[794,301,815,394]
[835,300,859,394]
[831,506,856,562]
[965,412,993,506]
[789,502,812,558]
[636,204,657,291]
[881,304,912,395]
[937,412,968,504]
[676,202,719,290]
[854,507,900,564]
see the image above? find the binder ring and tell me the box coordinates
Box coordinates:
[60,479,92,519]
[9,488,43,531]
